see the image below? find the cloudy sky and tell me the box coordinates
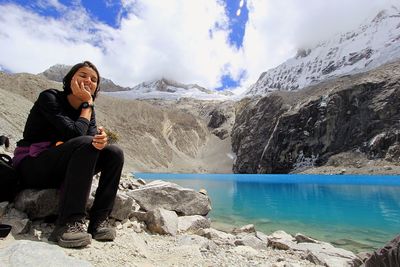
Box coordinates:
[0,0,398,94]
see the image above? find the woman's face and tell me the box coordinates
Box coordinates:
[72,66,98,95]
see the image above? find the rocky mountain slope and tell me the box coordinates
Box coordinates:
[232,59,400,174]
[245,6,400,95]
[0,72,234,173]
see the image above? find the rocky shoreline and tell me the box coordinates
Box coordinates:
[0,173,371,267]
[0,224,363,267]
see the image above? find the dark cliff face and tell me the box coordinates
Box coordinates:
[231,95,288,173]
[232,60,400,173]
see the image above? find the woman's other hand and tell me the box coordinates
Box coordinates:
[92,126,108,150]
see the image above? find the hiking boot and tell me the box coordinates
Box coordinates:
[48,220,92,248]
[88,218,116,241]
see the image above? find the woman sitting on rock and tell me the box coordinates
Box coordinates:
[13,61,124,248]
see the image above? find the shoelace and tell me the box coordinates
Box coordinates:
[66,220,87,233]
[97,219,109,229]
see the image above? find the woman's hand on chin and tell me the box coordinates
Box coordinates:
[71,78,92,103]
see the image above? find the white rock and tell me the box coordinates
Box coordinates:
[231,245,259,258]
[0,240,92,266]
[146,208,178,236]
[178,215,210,233]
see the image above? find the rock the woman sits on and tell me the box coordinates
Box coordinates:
[13,61,124,248]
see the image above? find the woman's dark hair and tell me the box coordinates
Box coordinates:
[62,61,101,99]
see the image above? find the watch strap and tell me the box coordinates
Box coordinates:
[80,102,94,110]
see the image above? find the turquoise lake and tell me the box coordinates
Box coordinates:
[134,173,400,253]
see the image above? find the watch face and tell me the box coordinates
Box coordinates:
[81,102,89,108]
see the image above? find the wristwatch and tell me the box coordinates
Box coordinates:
[80,102,94,110]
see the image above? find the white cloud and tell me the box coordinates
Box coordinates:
[0,0,399,93]
[36,0,67,11]
[240,0,400,89]
[0,1,240,89]
[100,0,238,88]
[0,4,104,73]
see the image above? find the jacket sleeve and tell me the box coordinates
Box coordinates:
[87,110,98,136]
[36,90,93,140]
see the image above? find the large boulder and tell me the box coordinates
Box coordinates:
[127,180,211,216]
[0,240,92,266]
[14,189,59,219]
[363,234,400,267]
[267,231,361,267]
[14,186,140,222]
[109,193,139,221]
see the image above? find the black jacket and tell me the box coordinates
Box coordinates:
[17,89,97,146]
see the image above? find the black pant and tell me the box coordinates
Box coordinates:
[17,136,124,225]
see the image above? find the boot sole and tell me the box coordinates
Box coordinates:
[58,235,92,248]
[92,229,116,241]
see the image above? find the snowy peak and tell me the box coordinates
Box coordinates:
[139,78,212,94]
[246,7,400,96]
[41,65,232,100]
[41,64,70,82]
[105,78,233,101]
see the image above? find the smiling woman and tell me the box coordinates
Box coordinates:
[12,61,124,249]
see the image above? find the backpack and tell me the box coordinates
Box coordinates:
[0,153,20,202]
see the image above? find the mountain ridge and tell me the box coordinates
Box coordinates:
[245,6,400,96]
[233,59,400,174]
[105,77,233,100]
[41,64,130,92]
[41,64,233,101]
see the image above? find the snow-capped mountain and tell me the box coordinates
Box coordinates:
[104,78,233,101]
[41,64,130,92]
[41,65,232,100]
[246,6,400,96]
